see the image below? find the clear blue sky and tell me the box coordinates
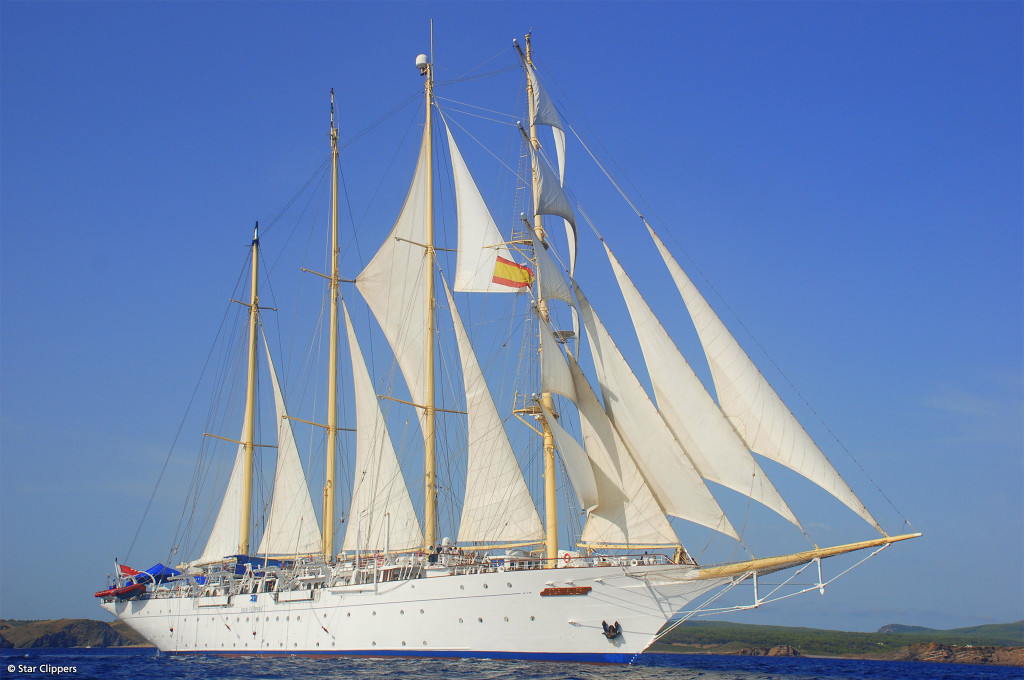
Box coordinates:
[1,1,1021,632]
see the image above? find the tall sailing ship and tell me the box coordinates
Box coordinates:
[96,35,919,663]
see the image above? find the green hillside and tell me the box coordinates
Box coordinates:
[652,620,1024,657]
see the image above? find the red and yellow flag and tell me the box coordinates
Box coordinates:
[492,256,535,289]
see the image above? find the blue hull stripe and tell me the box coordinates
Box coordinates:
[180,648,636,664]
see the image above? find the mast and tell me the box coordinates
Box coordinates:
[524,33,559,567]
[322,89,340,560]
[420,47,438,551]
[239,223,260,556]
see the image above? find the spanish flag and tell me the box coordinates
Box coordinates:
[492,256,535,289]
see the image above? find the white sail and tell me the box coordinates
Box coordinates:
[540,402,598,515]
[567,355,680,547]
[195,440,246,565]
[648,226,882,531]
[532,229,573,305]
[575,285,739,540]
[342,301,422,552]
[256,336,321,557]
[442,280,544,544]
[538,308,576,402]
[529,143,576,230]
[355,120,432,419]
[605,244,802,529]
[445,122,532,293]
[524,60,566,182]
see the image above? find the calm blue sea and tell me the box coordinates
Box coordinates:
[2,648,1021,680]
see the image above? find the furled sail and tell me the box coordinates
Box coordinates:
[195,440,246,565]
[604,244,802,529]
[567,355,680,547]
[445,122,533,293]
[355,120,432,420]
[256,335,321,556]
[441,279,544,544]
[648,226,882,532]
[342,301,422,552]
[575,285,739,540]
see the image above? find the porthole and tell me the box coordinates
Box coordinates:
[459,617,463,623]
[483,583,488,589]
[420,609,424,614]
[372,611,377,616]
[402,641,407,646]
[507,582,512,588]
[347,612,351,617]
[504,616,509,622]
[400,609,404,615]
[478,617,483,623]
[459,585,465,590]
[372,641,377,646]
[530,616,536,621]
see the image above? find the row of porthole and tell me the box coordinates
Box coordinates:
[217,642,303,648]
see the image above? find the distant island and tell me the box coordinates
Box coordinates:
[651,619,1024,666]
[2,617,1021,666]
[0,619,147,649]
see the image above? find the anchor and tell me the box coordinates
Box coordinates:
[601,620,621,639]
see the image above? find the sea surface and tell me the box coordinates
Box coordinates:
[2,648,1021,680]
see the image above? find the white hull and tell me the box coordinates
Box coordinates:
[102,565,726,662]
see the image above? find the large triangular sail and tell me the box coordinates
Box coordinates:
[648,226,882,532]
[441,279,544,544]
[342,301,422,552]
[540,402,598,515]
[445,121,533,293]
[195,440,246,565]
[256,335,322,557]
[355,119,433,423]
[567,355,680,547]
[604,244,802,530]
[575,285,739,540]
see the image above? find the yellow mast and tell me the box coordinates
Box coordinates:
[523,33,559,568]
[322,89,340,560]
[422,47,438,552]
[238,224,260,556]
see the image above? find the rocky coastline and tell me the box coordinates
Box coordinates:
[0,619,148,649]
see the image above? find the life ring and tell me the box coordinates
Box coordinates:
[629,559,638,566]
[563,553,571,565]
